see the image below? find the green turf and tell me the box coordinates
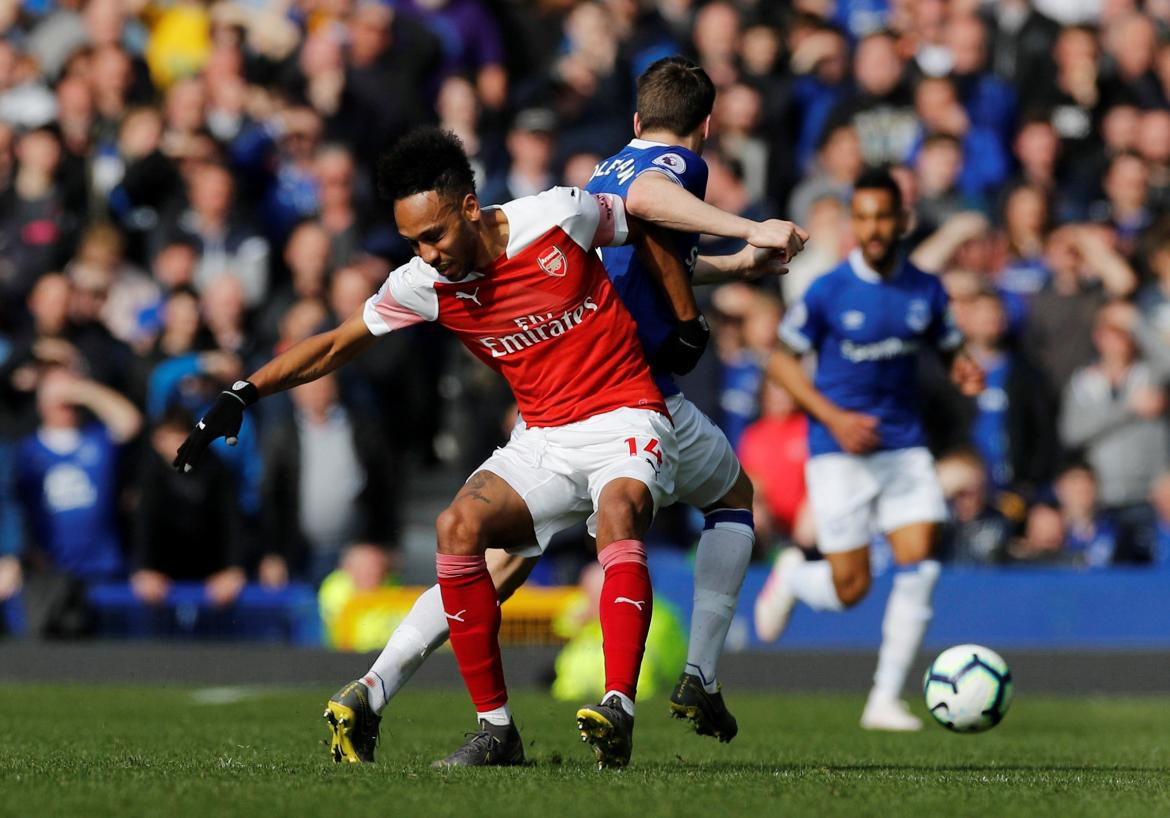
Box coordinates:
[1,684,1168,818]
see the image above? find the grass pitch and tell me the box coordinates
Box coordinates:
[1,684,1168,818]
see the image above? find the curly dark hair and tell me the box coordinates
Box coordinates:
[376,127,477,205]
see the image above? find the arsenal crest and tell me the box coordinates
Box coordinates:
[538,245,567,277]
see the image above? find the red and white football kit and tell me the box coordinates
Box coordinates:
[363,186,679,554]
[365,186,674,717]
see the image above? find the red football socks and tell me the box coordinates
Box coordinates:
[436,553,507,711]
[597,539,653,701]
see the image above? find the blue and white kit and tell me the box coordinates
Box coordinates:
[779,249,961,551]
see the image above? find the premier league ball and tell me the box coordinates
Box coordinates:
[923,644,1013,733]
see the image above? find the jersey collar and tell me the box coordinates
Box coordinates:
[628,137,672,149]
[848,248,903,283]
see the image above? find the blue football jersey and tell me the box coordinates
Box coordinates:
[585,138,708,397]
[16,423,124,579]
[779,250,961,456]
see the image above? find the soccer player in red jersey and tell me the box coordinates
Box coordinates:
[173,128,692,768]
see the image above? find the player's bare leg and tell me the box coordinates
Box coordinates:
[862,522,940,732]
[756,542,870,645]
[430,470,536,766]
[670,470,754,742]
[576,477,656,769]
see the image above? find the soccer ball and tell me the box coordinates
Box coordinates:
[922,644,1013,733]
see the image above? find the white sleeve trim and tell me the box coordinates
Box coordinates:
[362,258,438,336]
[501,186,629,254]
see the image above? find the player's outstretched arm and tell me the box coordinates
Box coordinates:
[625,171,809,258]
[693,245,787,285]
[173,310,377,472]
[766,347,879,454]
[627,217,710,375]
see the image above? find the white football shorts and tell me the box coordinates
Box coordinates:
[805,446,947,554]
[666,392,741,510]
[477,406,677,556]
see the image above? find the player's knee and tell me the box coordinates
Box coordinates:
[596,486,653,543]
[435,506,486,556]
[833,570,871,607]
[891,539,935,566]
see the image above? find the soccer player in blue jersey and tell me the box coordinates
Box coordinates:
[322,57,809,763]
[754,169,984,730]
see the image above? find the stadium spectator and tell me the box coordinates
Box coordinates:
[129,407,246,607]
[1051,462,1118,568]
[479,108,557,205]
[260,373,398,584]
[828,30,918,167]
[787,121,861,228]
[912,75,1008,201]
[789,21,851,173]
[14,368,141,633]
[0,126,76,300]
[923,288,1059,500]
[163,162,270,307]
[997,184,1052,297]
[947,13,1018,150]
[985,0,1060,86]
[1060,301,1167,561]
[1025,225,1136,392]
[935,449,1013,565]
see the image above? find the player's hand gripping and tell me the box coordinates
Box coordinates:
[827,409,881,454]
[951,351,985,397]
[172,380,259,472]
[655,315,711,375]
[746,219,810,263]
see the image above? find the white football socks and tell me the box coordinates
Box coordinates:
[871,560,940,702]
[687,518,754,693]
[785,559,845,611]
[477,703,513,727]
[604,690,636,717]
[363,583,449,713]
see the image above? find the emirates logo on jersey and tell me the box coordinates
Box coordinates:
[479,297,598,358]
[537,245,567,277]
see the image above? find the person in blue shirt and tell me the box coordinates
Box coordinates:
[16,368,142,585]
[756,169,984,731]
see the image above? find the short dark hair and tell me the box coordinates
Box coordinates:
[376,127,476,205]
[853,167,903,210]
[636,56,716,135]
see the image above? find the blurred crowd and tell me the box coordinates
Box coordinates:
[4,0,1170,634]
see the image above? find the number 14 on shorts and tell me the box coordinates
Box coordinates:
[626,436,663,473]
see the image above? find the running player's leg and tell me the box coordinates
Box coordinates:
[359,551,537,716]
[863,447,946,731]
[755,453,877,640]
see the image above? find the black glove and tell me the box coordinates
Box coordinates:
[173,380,259,473]
[654,315,710,375]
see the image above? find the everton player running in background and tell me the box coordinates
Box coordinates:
[175,129,695,769]
[322,56,808,762]
[754,170,983,731]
